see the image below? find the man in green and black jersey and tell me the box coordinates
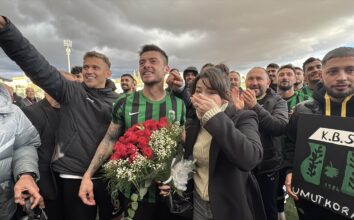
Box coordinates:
[294,67,305,91]
[113,83,185,130]
[277,64,311,116]
[120,73,136,95]
[301,57,323,98]
[276,64,311,220]
[79,44,186,220]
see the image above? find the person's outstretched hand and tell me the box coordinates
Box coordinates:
[166,70,184,90]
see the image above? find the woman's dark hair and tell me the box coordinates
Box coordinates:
[191,66,231,101]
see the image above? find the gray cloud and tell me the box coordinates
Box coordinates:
[1,0,354,78]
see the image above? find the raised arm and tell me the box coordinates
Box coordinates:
[78,121,124,205]
[0,16,73,103]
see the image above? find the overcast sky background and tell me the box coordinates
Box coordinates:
[1,0,354,79]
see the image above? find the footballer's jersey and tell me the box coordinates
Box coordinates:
[284,90,311,116]
[111,90,186,203]
[300,85,313,98]
[112,90,185,130]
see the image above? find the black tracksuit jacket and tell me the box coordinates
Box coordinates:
[0,17,119,176]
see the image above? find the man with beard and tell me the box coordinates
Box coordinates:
[294,67,305,91]
[284,47,354,220]
[244,67,288,220]
[79,44,186,220]
[120,73,136,94]
[266,63,280,92]
[277,65,310,115]
[183,66,198,88]
[275,64,310,220]
[301,57,322,97]
[229,70,242,89]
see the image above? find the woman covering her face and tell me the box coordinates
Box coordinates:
[186,67,266,220]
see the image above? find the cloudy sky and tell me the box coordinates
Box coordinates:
[1,0,354,79]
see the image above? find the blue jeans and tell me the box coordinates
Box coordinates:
[193,191,213,220]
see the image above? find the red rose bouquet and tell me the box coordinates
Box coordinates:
[103,117,187,219]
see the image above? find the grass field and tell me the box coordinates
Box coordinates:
[285,197,299,220]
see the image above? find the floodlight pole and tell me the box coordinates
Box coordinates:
[63,39,72,72]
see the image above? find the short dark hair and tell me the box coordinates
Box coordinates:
[215,63,230,76]
[229,70,240,77]
[121,73,134,81]
[266,63,279,69]
[201,63,214,71]
[302,57,321,72]
[191,67,231,102]
[71,66,82,75]
[294,67,303,71]
[278,64,296,75]
[170,68,179,73]
[83,51,111,68]
[139,44,168,65]
[322,47,354,66]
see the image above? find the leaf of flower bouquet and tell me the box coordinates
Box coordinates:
[131,201,138,211]
[144,179,152,188]
[138,187,148,200]
[130,193,138,202]
[127,208,135,219]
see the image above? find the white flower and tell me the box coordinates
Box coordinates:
[164,158,196,191]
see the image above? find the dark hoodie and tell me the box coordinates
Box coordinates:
[0,17,119,176]
[283,82,354,173]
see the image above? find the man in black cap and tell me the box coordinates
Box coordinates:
[183,66,198,88]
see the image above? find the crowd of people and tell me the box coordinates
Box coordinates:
[1,15,353,220]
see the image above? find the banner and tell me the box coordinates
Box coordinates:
[292,114,354,218]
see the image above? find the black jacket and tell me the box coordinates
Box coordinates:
[0,18,119,176]
[283,83,354,173]
[184,104,266,220]
[22,99,60,200]
[251,89,288,174]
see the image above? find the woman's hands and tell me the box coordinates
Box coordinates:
[191,94,219,119]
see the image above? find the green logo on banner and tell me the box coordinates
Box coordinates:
[324,162,339,178]
[300,142,326,185]
[341,151,354,197]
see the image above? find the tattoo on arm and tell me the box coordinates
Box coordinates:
[86,122,123,177]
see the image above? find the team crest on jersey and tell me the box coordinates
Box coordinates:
[169,110,176,121]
